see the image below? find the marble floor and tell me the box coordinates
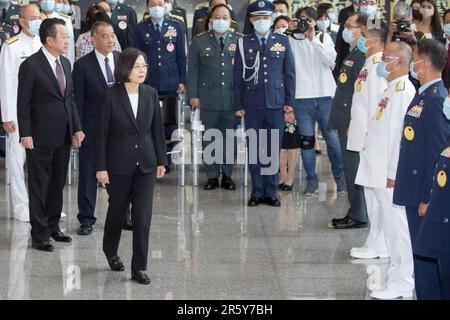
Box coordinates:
[0,155,395,300]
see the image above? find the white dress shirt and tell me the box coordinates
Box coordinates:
[41,45,66,89]
[288,31,337,99]
[128,93,139,118]
[95,49,115,84]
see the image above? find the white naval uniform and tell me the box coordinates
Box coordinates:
[0,32,42,221]
[347,51,388,256]
[355,75,416,293]
[47,12,75,67]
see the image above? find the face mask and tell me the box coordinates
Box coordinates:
[362,5,377,17]
[55,3,63,12]
[165,3,172,15]
[357,37,368,54]
[0,0,10,3]
[316,19,330,31]
[274,27,287,35]
[410,60,423,80]
[412,9,422,20]
[149,6,165,20]
[443,97,450,120]
[420,7,434,19]
[444,24,450,37]
[212,19,230,34]
[106,0,119,5]
[41,0,56,12]
[376,58,398,79]
[28,19,42,36]
[342,27,354,44]
[62,4,70,14]
[328,12,336,22]
[253,19,272,34]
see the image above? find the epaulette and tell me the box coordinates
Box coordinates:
[229,29,243,37]
[396,80,405,92]
[5,35,18,45]
[196,31,207,38]
[169,13,183,23]
[373,55,381,64]
[142,12,150,20]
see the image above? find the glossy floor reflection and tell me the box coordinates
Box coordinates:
[0,156,392,300]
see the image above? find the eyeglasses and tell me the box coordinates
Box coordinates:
[133,64,149,70]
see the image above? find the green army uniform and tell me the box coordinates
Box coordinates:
[187,29,242,180]
[0,2,20,47]
[192,17,239,38]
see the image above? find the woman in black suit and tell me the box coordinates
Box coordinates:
[95,48,167,285]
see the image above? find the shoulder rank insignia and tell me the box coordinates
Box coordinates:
[270,43,286,52]
[396,80,405,92]
[373,55,381,64]
[5,35,18,45]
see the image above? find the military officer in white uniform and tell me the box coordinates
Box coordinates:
[347,23,389,258]
[0,4,42,222]
[355,41,416,299]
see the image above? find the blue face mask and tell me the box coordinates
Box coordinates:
[316,19,330,31]
[444,97,450,120]
[361,5,377,17]
[444,24,450,38]
[410,60,422,80]
[376,60,389,79]
[0,0,10,3]
[61,4,70,14]
[328,12,336,22]
[253,19,272,34]
[28,19,42,36]
[357,37,367,54]
[55,3,63,12]
[149,6,165,20]
[342,28,354,44]
[212,19,230,34]
[41,0,56,12]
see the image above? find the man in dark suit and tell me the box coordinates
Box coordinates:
[17,18,85,252]
[73,21,120,236]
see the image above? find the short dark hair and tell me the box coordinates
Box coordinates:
[210,3,231,17]
[272,15,290,30]
[348,12,369,28]
[273,0,289,11]
[416,39,447,72]
[114,48,148,83]
[39,18,66,45]
[444,8,450,21]
[86,5,110,31]
[208,0,228,6]
[91,21,113,36]
[317,2,333,13]
[296,7,317,21]
[367,20,388,45]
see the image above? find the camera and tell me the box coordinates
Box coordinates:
[396,19,410,33]
[296,17,310,34]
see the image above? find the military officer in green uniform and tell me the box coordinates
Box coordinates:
[0,0,20,43]
[192,0,237,38]
[187,3,242,191]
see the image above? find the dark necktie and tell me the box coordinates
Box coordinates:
[1,8,7,21]
[261,37,266,52]
[155,23,161,36]
[219,37,224,51]
[105,57,114,85]
[55,59,65,96]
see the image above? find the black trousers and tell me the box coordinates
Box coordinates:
[26,143,71,242]
[337,130,368,222]
[103,166,156,272]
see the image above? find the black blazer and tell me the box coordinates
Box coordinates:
[95,83,167,175]
[17,49,81,148]
[73,50,121,132]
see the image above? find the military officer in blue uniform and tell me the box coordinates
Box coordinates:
[233,0,295,207]
[187,4,242,191]
[394,39,450,300]
[106,0,137,49]
[134,0,186,96]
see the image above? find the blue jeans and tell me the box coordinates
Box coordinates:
[293,97,344,182]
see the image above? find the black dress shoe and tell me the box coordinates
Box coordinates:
[279,183,285,190]
[122,219,133,231]
[32,240,54,252]
[247,197,261,207]
[77,225,93,235]
[281,183,293,191]
[221,176,236,190]
[51,231,72,243]
[107,255,125,271]
[131,270,151,285]
[332,216,368,229]
[204,178,219,190]
[331,215,348,224]
[264,197,281,207]
[164,165,171,174]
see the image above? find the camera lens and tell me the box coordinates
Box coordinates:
[296,18,310,33]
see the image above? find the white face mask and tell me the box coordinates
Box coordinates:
[274,27,287,35]
[420,7,434,19]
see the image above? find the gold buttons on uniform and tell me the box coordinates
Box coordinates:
[404,126,415,141]
[339,72,347,84]
[437,170,447,188]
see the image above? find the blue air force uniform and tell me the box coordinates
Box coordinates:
[233,1,296,201]
[110,2,137,50]
[414,139,450,299]
[134,17,186,96]
[394,79,450,300]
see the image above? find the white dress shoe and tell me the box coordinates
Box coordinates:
[15,216,30,223]
[370,288,413,300]
[60,212,67,218]
[350,247,390,259]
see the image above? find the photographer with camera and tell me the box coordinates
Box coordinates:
[288,7,345,196]
[388,1,425,47]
